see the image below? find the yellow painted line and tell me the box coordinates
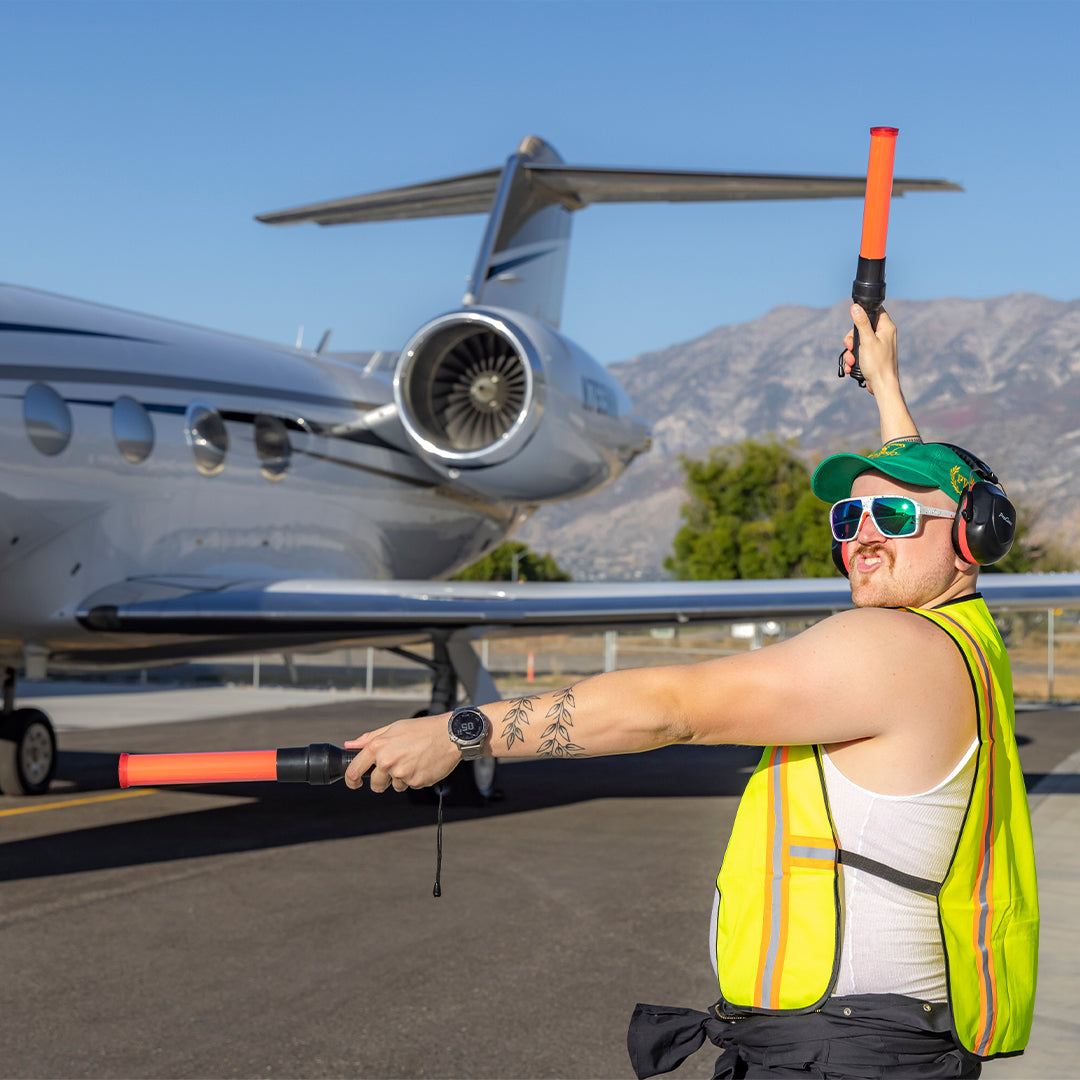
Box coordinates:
[0,788,157,817]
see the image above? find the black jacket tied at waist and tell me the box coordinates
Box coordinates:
[627,995,982,1079]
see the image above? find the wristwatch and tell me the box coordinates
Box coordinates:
[447,705,490,760]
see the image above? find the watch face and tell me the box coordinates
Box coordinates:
[450,708,486,743]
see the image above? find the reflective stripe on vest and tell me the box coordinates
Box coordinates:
[757,746,837,1008]
[923,607,999,1053]
[713,596,1038,1057]
[715,744,839,1012]
[906,600,1038,1058]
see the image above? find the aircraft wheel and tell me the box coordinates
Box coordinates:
[407,755,500,805]
[470,754,498,800]
[0,708,57,796]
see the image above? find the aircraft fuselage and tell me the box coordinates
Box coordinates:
[0,285,566,668]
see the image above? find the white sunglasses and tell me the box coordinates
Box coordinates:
[830,495,955,541]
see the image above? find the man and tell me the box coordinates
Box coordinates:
[345,306,1037,1079]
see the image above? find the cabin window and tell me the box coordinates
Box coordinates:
[184,402,228,476]
[254,414,291,481]
[23,383,72,455]
[112,396,155,463]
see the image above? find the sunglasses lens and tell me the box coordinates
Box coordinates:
[831,500,865,541]
[872,497,918,537]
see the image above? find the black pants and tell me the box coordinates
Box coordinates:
[627,994,982,1079]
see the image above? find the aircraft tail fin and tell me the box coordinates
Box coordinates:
[256,137,961,328]
[461,136,572,328]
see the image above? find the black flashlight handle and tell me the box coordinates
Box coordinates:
[276,743,360,784]
[840,255,886,388]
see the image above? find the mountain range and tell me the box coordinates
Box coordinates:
[517,293,1080,580]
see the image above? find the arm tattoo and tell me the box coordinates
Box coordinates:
[537,686,585,758]
[502,694,538,750]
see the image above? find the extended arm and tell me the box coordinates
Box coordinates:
[840,304,920,444]
[345,607,974,796]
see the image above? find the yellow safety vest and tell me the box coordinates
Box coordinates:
[712,594,1038,1059]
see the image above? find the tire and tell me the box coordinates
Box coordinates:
[447,755,500,803]
[0,708,57,796]
[407,756,500,805]
[470,755,498,800]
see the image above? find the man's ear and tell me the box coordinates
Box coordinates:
[953,555,980,581]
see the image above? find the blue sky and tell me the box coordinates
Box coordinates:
[2,1,1077,365]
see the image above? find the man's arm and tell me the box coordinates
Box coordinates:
[345,607,974,797]
[840,304,920,444]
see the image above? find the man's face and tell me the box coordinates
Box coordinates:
[845,471,974,609]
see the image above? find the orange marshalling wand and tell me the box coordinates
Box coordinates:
[860,126,898,260]
[842,126,899,386]
[119,744,358,787]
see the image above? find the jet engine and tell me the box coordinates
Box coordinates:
[393,308,648,502]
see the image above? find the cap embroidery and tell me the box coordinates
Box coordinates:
[868,444,904,459]
[950,466,969,495]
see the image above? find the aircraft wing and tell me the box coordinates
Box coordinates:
[76,572,1080,641]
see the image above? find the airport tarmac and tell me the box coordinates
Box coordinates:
[1,689,1077,1079]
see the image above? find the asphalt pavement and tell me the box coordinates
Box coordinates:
[0,692,1076,1079]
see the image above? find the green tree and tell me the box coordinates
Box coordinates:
[453,540,571,582]
[665,437,838,580]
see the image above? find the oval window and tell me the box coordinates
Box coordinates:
[254,414,291,481]
[23,383,72,456]
[184,402,228,476]
[112,396,155,464]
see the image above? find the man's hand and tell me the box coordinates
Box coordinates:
[841,305,899,397]
[343,714,461,793]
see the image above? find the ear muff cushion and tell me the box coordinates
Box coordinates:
[953,491,977,563]
[832,537,850,577]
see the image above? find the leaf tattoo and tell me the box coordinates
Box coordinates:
[502,695,537,750]
[537,686,585,758]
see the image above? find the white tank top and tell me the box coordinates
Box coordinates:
[822,740,978,1001]
[708,741,979,1001]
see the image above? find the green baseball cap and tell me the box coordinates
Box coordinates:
[811,441,973,504]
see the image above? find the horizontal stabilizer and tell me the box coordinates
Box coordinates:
[528,164,960,207]
[256,162,962,227]
[257,168,504,226]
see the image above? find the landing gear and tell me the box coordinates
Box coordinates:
[0,667,57,796]
[0,708,57,796]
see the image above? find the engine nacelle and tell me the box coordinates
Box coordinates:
[393,307,648,502]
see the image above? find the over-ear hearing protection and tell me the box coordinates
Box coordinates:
[942,444,1016,567]
[831,443,1015,578]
